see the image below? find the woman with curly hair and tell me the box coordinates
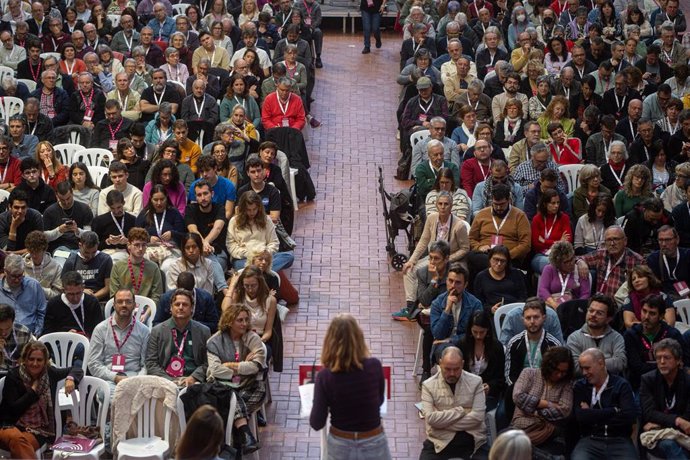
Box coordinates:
[573,165,612,221]
[614,164,653,217]
[142,159,186,215]
[621,265,675,329]
[574,193,616,254]
[538,241,591,309]
[538,96,574,139]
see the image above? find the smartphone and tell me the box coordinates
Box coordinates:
[62,218,74,226]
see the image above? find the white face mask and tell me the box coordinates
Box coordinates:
[517,14,526,22]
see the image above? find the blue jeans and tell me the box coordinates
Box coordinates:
[571,436,638,460]
[531,253,549,274]
[326,431,391,460]
[361,10,381,48]
[654,439,690,459]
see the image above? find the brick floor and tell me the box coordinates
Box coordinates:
[258,31,426,459]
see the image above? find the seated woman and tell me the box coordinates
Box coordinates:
[281,44,308,106]
[227,105,260,176]
[424,167,471,222]
[219,74,262,128]
[613,164,653,217]
[494,99,525,149]
[23,230,62,301]
[206,304,264,455]
[621,265,676,329]
[574,193,616,254]
[69,161,100,215]
[112,137,150,190]
[657,97,682,139]
[459,310,505,411]
[35,141,68,191]
[134,185,185,273]
[531,189,572,274]
[166,233,228,296]
[573,165,611,222]
[211,141,239,187]
[0,341,81,459]
[450,105,477,153]
[599,140,631,193]
[258,141,293,217]
[546,121,581,165]
[59,42,87,83]
[544,36,571,75]
[511,346,574,449]
[528,75,552,121]
[646,140,676,195]
[473,245,528,312]
[661,162,690,212]
[142,159,187,215]
[539,96,574,140]
[145,139,195,192]
[575,75,603,120]
[538,241,591,309]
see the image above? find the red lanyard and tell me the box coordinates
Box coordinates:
[29,61,41,82]
[80,89,94,111]
[108,117,124,139]
[111,316,136,352]
[127,257,145,294]
[171,328,189,357]
[302,0,312,15]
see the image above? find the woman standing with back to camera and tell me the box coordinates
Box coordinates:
[310,313,391,459]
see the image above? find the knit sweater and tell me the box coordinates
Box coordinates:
[226,215,279,260]
[110,257,163,303]
[469,206,531,261]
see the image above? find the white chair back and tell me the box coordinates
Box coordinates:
[17,79,37,91]
[39,332,90,371]
[104,295,157,329]
[0,96,23,121]
[53,143,85,166]
[558,164,585,194]
[87,165,109,188]
[107,14,120,27]
[73,148,114,167]
[171,3,188,15]
[68,129,82,144]
[0,188,9,205]
[493,302,525,338]
[675,299,690,325]
[0,65,13,84]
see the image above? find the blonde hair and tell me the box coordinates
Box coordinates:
[218,303,253,333]
[489,430,532,460]
[321,314,369,373]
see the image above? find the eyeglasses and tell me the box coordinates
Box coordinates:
[658,237,676,243]
[605,237,624,243]
[490,257,507,264]
[587,308,607,317]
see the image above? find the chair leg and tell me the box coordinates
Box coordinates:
[412,328,423,378]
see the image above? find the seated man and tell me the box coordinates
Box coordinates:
[576,225,646,298]
[261,76,306,131]
[106,72,142,122]
[585,115,626,167]
[42,271,103,337]
[62,231,112,301]
[571,348,637,460]
[29,69,70,127]
[468,183,531,275]
[624,294,685,391]
[7,116,38,161]
[87,288,150,396]
[172,120,202,175]
[43,181,93,263]
[188,156,236,221]
[0,188,44,255]
[0,304,34,376]
[0,254,46,336]
[420,346,487,459]
[460,140,493,198]
[139,68,181,123]
[566,293,627,375]
[97,161,143,215]
[180,79,219,126]
[415,140,460,204]
[623,197,674,257]
[92,100,136,150]
[21,98,53,142]
[430,264,482,358]
[523,168,569,220]
[91,190,136,264]
[153,271,218,333]
[409,117,460,174]
[145,287,210,387]
[647,225,690,301]
[0,134,23,193]
[110,227,163,303]
[15,157,56,214]
[508,121,544,171]
[640,338,690,459]
[185,180,228,270]
[471,160,524,214]
[498,302,564,346]
[68,72,106,129]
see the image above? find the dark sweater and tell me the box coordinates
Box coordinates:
[43,201,94,252]
[0,208,44,251]
[310,357,384,432]
[641,369,690,428]
[573,373,635,438]
[134,208,186,247]
[623,322,686,390]
[672,201,690,248]
[62,251,113,294]
[153,287,219,333]
[90,212,136,250]
[16,179,56,213]
[459,339,505,399]
[473,268,528,309]
[42,294,104,337]
[647,248,690,297]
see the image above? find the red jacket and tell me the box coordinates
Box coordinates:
[549,138,582,165]
[0,156,23,187]
[261,92,306,131]
[531,212,572,254]
[460,158,492,198]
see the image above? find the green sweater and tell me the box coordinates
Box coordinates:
[110,258,164,303]
[614,191,649,217]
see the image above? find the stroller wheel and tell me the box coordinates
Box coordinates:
[391,253,408,271]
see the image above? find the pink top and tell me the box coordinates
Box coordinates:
[142,181,187,216]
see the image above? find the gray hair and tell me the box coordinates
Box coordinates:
[132,46,146,58]
[548,240,575,266]
[440,346,463,361]
[661,21,676,34]
[468,79,484,93]
[4,254,24,273]
[625,24,641,36]
[1,75,16,90]
[409,5,423,15]
[198,57,211,67]
[654,338,683,361]
[437,190,454,205]
[607,140,628,160]
[496,61,513,74]
[531,141,548,155]
[489,430,532,460]
[454,12,467,26]
[159,101,172,115]
[580,347,606,363]
[430,116,446,126]
[277,76,293,87]
[427,138,444,152]
[445,20,460,32]
[170,31,187,46]
[79,231,99,248]
[579,164,601,186]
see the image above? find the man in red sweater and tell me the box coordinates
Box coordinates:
[261,77,306,131]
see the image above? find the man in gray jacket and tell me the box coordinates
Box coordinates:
[567,293,627,375]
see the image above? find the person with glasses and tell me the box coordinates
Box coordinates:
[473,245,527,312]
[647,225,690,301]
[110,227,163,303]
[410,117,460,178]
[642,83,673,124]
[538,241,590,310]
[415,140,460,204]
[15,157,56,214]
[0,254,46,336]
[174,15,200,52]
[471,159,524,214]
[0,30,25,70]
[29,69,70,127]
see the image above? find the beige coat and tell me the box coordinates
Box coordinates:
[226,215,279,260]
[421,370,486,454]
[409,213,469,265]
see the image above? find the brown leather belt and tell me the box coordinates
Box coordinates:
[329,425,384,440]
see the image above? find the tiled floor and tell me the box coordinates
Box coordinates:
[258,31,426,459]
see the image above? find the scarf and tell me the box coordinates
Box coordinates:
[608,159,625,172]
[16,364,55,438]
[630,288,661,321]
[483,176,517,208]
[504,117,522,141]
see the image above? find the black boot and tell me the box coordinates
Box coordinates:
[257,410,267,427]
[240,426,260,454]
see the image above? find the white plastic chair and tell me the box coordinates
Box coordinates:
[17,78,37,91]
[87,165,108,188]
[0,65,13,84]
[53,143,85,166]
[289,167,299,211]
[558,164,585,194]
[107,14,120,28]
[408,129,430,179]
[0,378,48,459]
[0,188,9,205]
[493,302,525,338]
[69,129,82,144]
[73,148,115,167]
[171,3,188,15]
[104,295,157,329]
[39,332,90,371]
[52,376,111,460]
[675,299,690,325]
[40,52,61,62]
[412,328,423,378]
[0,96,23,121]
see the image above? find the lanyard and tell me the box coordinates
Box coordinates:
[662,43,675,65]
[117,91,129,110]
[205,48,216,64]
[108,117,124,140]
[29,61,41,82]
[558,271,571,297]
[128,257,145,294]
[277,94,290,115]
[603,139,612,159]
[193,96,205,118]
[233,95,245,109]
[491,206,511,235]
[111,316,136,352]
[65,296,86,333]
[0,160,9,183]
[153,87,166,106]
[80,90,94,111]
[412,40,422,54]
[614,93,626,112]
[111,212,125,236]
[123,32,133,51]
[544,214,557,240]
[603,253,625,283]
[418,96,433,114]
[591,374,609,407]
[629,121,637,140]
[154,210,166,237]
[666,117,679,135]
[562,86,570,99]
[598,74,610,92]
[663,249,680,280]
[525,329,545,368]
[610,164,626,187]
[27,121,37,136]
[171,328,189,357]
[478,160,491,181]
[65,60,75,75]
[2,328,17,361]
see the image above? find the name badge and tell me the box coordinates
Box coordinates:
[109,140,118,151]
[675,281,690,297]
[418,114,427,122]
[83,108,94,122]
[112,354,126,373]
[491,235,503,248]
[281,117,290,127]
[305,17,312,26]
[166,356,185,378]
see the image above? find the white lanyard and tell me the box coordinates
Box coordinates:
[234,95,245,109]
[193,96,205,118]
[643,145,650,162]
[663,249,680,280]
[504,119,521,139]
[65,60,75,75]
[666,117,679,135]
[206,48,216,64]
[169,64,179,82]
[123,32,133,51]
[629,121,637,140]
[2,328,17,361]
[525,329,545,368]
[590,374,609,407]
[491,206,511,235]
[576,66,585,80]
[159,129,170,142]
[111,212,125,237]
[610,164,626,187]
[478,160,491,180]
[558,271,571,297]
[544,214,557,240]
[277,94,290,115]
[154,210,166,237]
[614,93,626,112]
[603,139,612,159]
[418,97,433,114]
[603,253,625,283]
[662,43,675,64]
[64,295,86,333]
[562,86,570,99]
[153,87,166,106]
[592,223,603,248]
[28,121,37,136]
[412,40,421,54]
[118,91,129,110]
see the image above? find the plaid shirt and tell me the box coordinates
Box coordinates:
[512,158,565,193]
[0,323,34,375]
[581,248,646,298]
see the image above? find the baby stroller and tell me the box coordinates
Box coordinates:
[378,166,417,271]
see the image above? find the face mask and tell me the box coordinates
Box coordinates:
[543,16,554,25]
[517,14,526,22]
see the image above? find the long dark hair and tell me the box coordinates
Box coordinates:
[548,36,568,62]
[538,188,562,217]
[225,73,246,99]
[175,405,224,460]
[432,167,458,192]
[460,310,499,369]
[144,184,172,227]
[69,161,99,190]
[587,193,616,226]
[151,159,180,187]
[180,232,203,267]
